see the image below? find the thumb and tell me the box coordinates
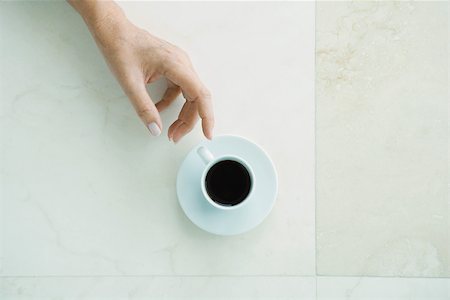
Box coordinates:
[126,83,162,136]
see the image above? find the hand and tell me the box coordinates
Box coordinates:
[69,1,214,142]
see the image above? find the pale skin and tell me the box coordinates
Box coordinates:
[68,0,214,143]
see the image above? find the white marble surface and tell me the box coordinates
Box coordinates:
[316,1,449,277]
[2,276,448,300]
[0,1,315,277]
[1,1,448,299]
[317,277,449,300]
[0,277,316,300]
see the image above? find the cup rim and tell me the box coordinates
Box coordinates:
[200,155,254,210]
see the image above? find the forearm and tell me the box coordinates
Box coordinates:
[67,0,125,27]
[67,0,132,51]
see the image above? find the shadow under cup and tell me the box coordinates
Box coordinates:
[204,158,252,208]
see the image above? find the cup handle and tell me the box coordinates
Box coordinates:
[197,146,214,165]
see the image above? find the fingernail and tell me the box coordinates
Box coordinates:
[147,122,161,136]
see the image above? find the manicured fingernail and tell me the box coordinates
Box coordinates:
[147,122,161,136]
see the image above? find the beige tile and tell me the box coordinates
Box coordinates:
[316,1,448,277]
[317,277,449,300]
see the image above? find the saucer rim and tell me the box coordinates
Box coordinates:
[176,134,278,235]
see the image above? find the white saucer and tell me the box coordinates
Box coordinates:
[176,135,278,235]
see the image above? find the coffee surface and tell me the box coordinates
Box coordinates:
[205,160,251,206]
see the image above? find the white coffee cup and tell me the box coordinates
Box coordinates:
[197,146,254,210]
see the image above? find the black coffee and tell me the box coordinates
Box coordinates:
[205,160,251,206]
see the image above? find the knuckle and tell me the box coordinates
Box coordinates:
[159,51,175,67]
[204,116,215,124]
[137,107,152,118]
[201,88,212,99]
[194,88,211,102]
[185,122,196,131]
[168,84,181,93]
[162,46,189,63]
[173,45,189,59]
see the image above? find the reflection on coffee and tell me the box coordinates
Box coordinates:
[205,160,251,206]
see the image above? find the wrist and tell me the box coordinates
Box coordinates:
[72,1,133,51]
[69,1,129,37]
[69,1,122,24]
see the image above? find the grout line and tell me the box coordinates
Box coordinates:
[314,0,318,284]
[314,277,319,300]
[1,275,447,279]
[315,275,318,300]
[316,275,450,279]
[314,4,317,299]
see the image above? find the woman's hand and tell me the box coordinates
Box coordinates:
[68,1,214,142]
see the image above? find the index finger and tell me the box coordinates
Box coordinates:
[163,67,214,139]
